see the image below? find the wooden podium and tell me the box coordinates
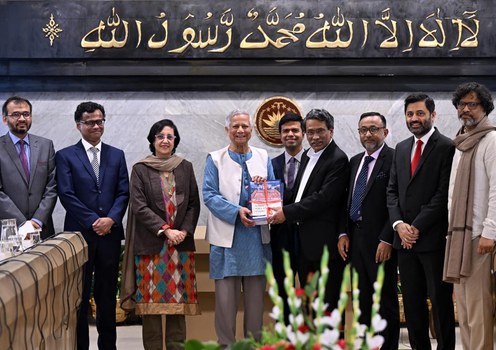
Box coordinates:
[0,232,87,350]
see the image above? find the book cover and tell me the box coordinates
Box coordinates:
[249,180,283,225]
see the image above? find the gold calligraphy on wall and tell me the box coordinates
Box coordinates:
[78,6,480,54]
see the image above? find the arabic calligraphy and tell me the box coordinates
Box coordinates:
[79,6,482,55]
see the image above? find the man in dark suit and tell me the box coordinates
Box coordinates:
[338,112,399,349]
[270,109,349,311]
[0,96,57,239]
[387,94,455,350]
[270,112,305,321]
[56,101,129,350]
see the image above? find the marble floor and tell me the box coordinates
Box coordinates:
[89,325,464,349]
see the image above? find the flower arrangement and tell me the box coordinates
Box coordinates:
[185,246,387,350]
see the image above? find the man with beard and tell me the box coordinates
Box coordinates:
[338,112,399,349]
[270,109,349,313]
[270,112,305,322]
[0,96,57,239]
[387,94,456,349]
[443,82,495,349]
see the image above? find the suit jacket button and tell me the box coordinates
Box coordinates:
[99,207,103,211]
[98,190,102,194]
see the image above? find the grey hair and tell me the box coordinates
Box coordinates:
[225,109,251,127]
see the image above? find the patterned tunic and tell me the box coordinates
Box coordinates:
[135,171,200,315]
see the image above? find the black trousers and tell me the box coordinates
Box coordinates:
[77,237,121,350]
[350,224,400,350]
[398,249,455,350]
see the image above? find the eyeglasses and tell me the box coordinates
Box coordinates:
[79,119,105,127]
[457,102,481,110]
[155,134,176,142]
[306,128,328,137]
[358,126,385,135]
[6,112,31,119]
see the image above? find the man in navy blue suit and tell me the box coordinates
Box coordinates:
[56,101,129,350]
[270,112,305,322]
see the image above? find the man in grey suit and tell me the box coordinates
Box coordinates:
[0,96,57,239]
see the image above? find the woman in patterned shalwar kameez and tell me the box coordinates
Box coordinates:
[121,119,200,350]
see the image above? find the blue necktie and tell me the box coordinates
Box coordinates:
[350,155,374,222]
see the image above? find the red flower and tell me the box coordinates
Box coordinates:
[274,341,295,350]
[312,343,322,350]
[297,324,310,333]
[295,288,305,297]
[257,346,275,350]
[337,339,346,349]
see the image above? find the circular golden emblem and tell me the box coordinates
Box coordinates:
[254,96,303,146]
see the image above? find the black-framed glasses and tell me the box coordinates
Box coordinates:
[6,111,31,119]
[155,134,176,142]
[79,119,105,127]
[457,102,481,110]
[358,126,385,135]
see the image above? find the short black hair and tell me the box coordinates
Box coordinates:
[278,112,304,133]
[359,112,387,127]
[404,94,435,114]
[2,96,32,116]
[452,82,494,115]
[304,108,334,131]
[74,101,105,122]
[147,119,181,155]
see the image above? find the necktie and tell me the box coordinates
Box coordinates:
[18,139,30,182]
[287,157,296,189]
[350,155,374,222]
[411,139,423,176]
[90,147,99,183]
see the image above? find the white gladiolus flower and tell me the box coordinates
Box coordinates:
[367,335,385,348]
[356,324,367,337]
[320,328,339,346]
[316,315,333,327]
[269,305,281,320]
[354,337,363,349]
[329,309,341,328]
[274,322,285,334]
[289,314,304,326]
[311,297,328,312]
[372,314,387,332]
[296,331,310,344]
[288,297,302,309]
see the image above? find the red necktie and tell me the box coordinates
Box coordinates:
[411,139,423,176]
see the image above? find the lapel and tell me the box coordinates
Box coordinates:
[348,151,364,206]
[291,149,309,198]
[364,146,387,197]
[99,143,109,186]
[273,153,286,186]
[28,136,40,188]
[2,134,29,186]
[75,141,99,186]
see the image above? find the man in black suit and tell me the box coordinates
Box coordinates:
[387,94,455,350]
[270,112,305,321]
[270,109,349,311]
[338,112,399,349]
